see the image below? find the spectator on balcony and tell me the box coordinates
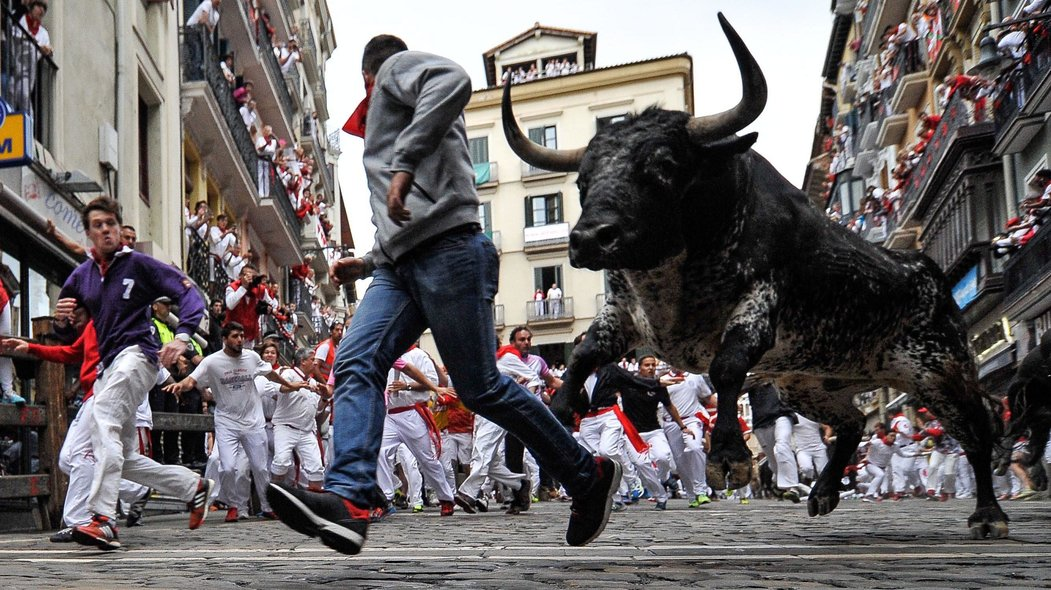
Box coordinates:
[533,288,545,317]
[547,283,563,318]
[10,0,52,120]
[1022,0,1050,16]
[186,0,221,34]
[916,2,944,64]
[233,79,254,106]
[525,63,538,81]
[222,243,248,281]
[209,213,237,273]
[256,125,279,197]
[278,40,301,75]
[240,98,260,131]
[544,60,557,78]
[220,53,236,86]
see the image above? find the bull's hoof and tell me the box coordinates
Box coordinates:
[707,433,753,491]
[967,505,1010,539]
[706,465,727,491]
[806,477,841,517]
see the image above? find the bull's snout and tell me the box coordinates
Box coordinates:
[569,223,621,268]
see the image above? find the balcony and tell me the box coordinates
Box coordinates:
[859,0,911,57]
[248,159,303,266]
[523,222,569,254]
[992,28,1051,156]
[474,161,499,188]
[1,7,57,151]
[526,297,574,325]
[1004,223,1051,307]
[298,19,319,85]
[218,0,295,142]
[180,27,258,213]
[314,78,329,121]
[887,42,928,113]
[521,161,567,183]
[493,304,505,328]
[897,92,994,224]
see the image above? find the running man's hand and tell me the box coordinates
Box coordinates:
[387,171,413,226]
[330,257,367,286]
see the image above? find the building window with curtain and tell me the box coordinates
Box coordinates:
[525,193,562,227]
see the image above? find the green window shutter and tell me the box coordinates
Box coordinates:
[524,196,533,227]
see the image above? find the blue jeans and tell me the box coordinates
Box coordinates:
[324,230,596,507]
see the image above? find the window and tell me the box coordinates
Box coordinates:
[596,114,628,132]
[837,178,864,215]
[468,137,489,165]
[534,265,563,293]
[525,193,563,227]
[528,125,557,149]
[138,96,150,204]
[479,201,493,238]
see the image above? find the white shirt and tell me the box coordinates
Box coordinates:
[186,0,220,29]
[256,374,280,421]
[547,287,562,300]
[209,225,236,259]
[386,348,437,408]
[793,414,826,451]
[274,367,320,431]
[497,351,543,394]
[662,373,710,421]
[18,15,50,49]
[190,349,272,430]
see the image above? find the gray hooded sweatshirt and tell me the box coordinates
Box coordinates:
[361,50,480,271]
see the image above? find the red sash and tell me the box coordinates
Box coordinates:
[389,402,442,456]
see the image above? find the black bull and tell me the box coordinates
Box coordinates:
[502,14,1010,539]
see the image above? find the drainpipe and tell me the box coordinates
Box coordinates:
[101,0,122,201]
[989,1,1019,219]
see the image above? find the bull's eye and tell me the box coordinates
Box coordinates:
[644,147,678,187]
[576,178,589,203]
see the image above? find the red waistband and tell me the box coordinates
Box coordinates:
[584,406,616,418]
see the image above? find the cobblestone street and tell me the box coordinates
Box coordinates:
[2,495,1048,589]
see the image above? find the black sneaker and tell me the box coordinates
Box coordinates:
[566,456,623,546]
[49,527,74,543]
[507,478,531,514]
[126,488,151,527]
[266,482,369,556]
[454,491,478,514]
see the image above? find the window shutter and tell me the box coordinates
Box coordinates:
[528,127,544,145]
[524,196,533,227]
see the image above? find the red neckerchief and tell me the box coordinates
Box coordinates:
[89,246,129,277]
[24,15,41,37]
[342,79,373,138]
[496,344,522,359]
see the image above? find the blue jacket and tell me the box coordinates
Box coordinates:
[59,248,205,372]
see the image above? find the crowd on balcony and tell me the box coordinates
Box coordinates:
[502,57,583,85]
[992,169,1051,257]
[3,0,53,121]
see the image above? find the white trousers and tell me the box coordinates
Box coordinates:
[376,410,453,502]
[864,463,887,498]
[458,415,523,498]
[955,454,976,497]
[891,445,926,493]
[440,431,472,492]
[214,422,272,513]
[927,450,959,495]
[662,416,706,496]
[628,429,669,502]
[0,302,13,393]
[796,444,829,481]
[88,347,198,519]
[579,411,636,497]
[271,423,324,483]
[754,416,800,490]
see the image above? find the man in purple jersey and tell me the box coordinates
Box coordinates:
[55,197,213,551]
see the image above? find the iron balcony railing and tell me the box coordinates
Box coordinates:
[184,231,229,306]
[898,92,991,217]
[993,25,1051,141]
[258,158,300,230]
[2,7,57,150]
[526,296,574,322]
[253,19,297,128]
[1004,222,1051,304]
[181,26,260,192]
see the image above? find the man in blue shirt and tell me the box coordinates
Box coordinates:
[56,197,213,551]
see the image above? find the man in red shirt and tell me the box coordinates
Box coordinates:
[224,264,276,350]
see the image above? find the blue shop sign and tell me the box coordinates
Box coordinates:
[953,266,978,310]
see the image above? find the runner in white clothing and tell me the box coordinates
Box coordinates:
[660,370,712,506]
[273,348,329,490]
[165,322,312,521]
[376,346,457,515]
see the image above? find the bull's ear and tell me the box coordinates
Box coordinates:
[697,132,758,156]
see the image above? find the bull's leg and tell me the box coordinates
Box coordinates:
[912,372,1008,539]
[555,306,640,426]
[707,290,777,490]
[807,419,862,517]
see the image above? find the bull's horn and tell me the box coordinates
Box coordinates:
[502,77,585,172]
[687,13,768,142]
